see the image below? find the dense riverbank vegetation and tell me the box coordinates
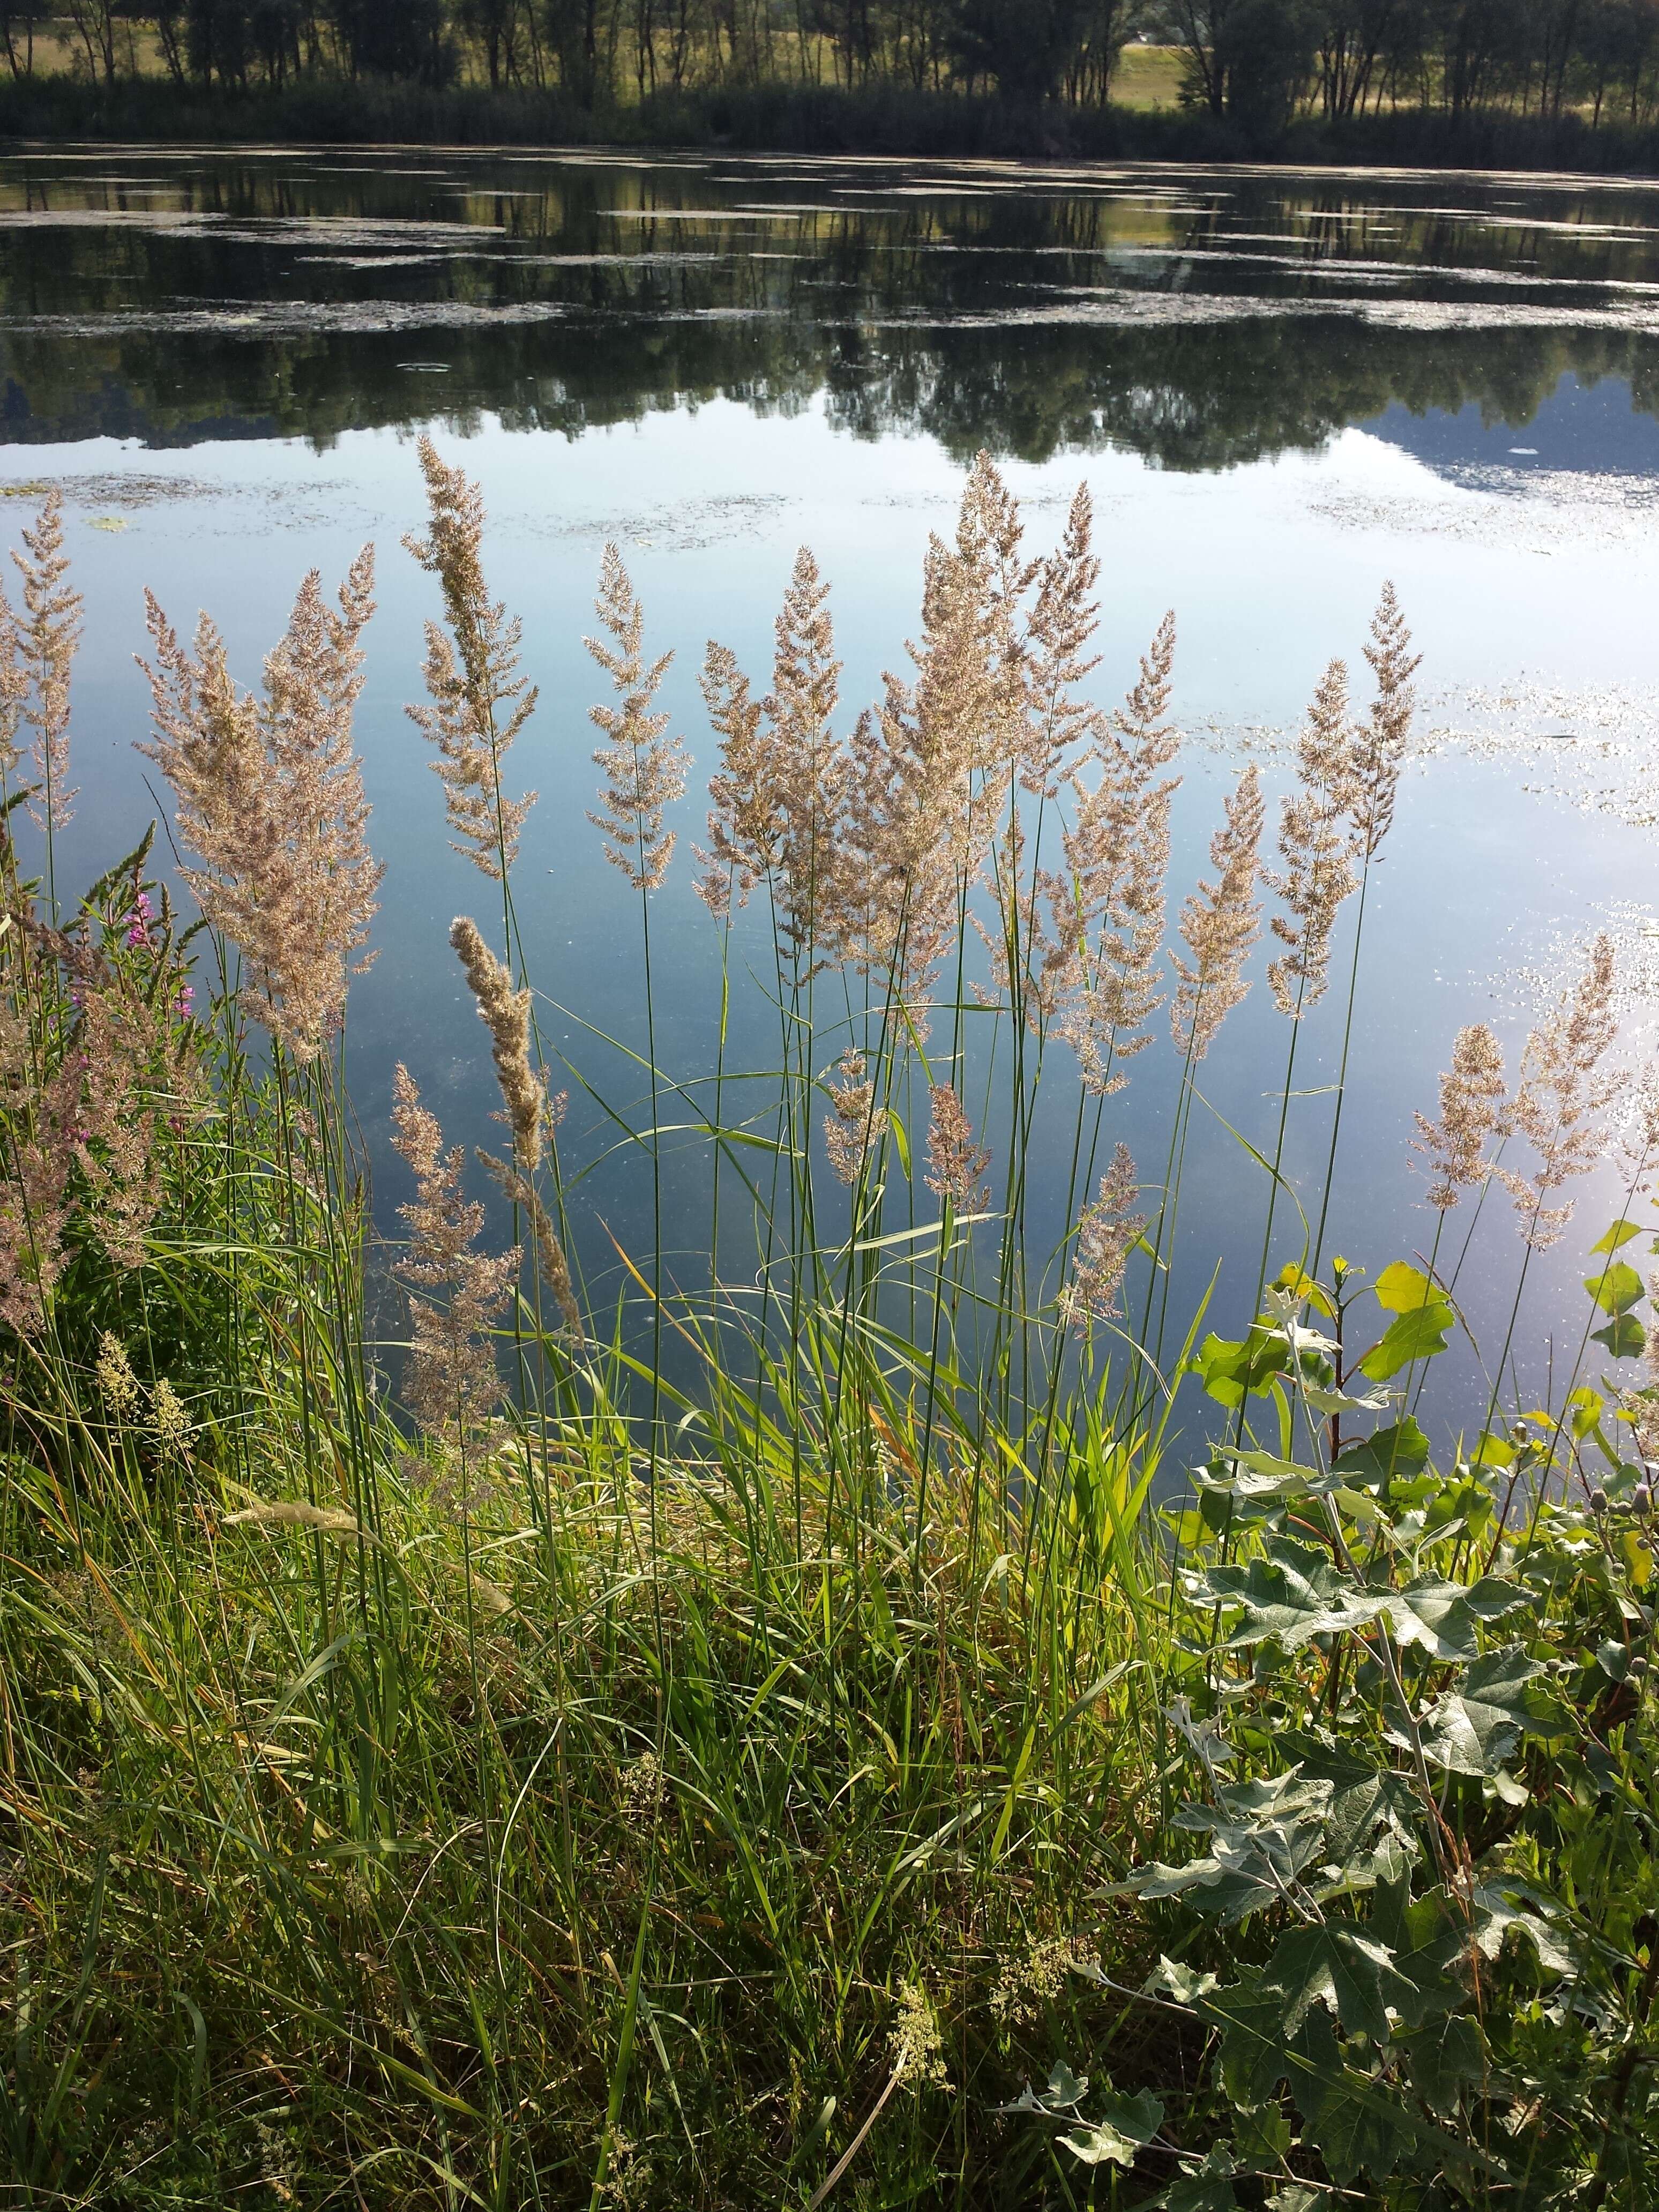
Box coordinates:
[10,3,1659,169]
[4,451,1659,2207]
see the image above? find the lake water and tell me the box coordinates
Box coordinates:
[8,143,1659,1422]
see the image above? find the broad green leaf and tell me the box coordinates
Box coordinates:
[1567,1385,1604,1439]
[1157,2149,1239,2211]
[1265,1920,1415,2043]
[1334,1417,1431,1489]
[1358,1301,1454,1381]
[1374,1260,1442,1314]
[1208,1993,1414,2182]
[1058,2086,1163,2168]
[1235,2103,1293,2161]
[1289,2011,1410,2185]
[1142,1773,1336,1924]
[1595,1314,1647,1359]
[1148,1955,1219,2006]
[1379,1574,1531,1663]
[1185,1539,1380,1650]
[1210,1981,1299,2106]
[1413,1645,1567,1777]
[1196,1327,1289,1408]
[1592,1217,1644,1253]
[1274,1261,1334,1318]
[1303,1379,1392,1417]
[1471,1881,1575,1977]
[1401,2014,1488,2116]
[1585,1261,1645,1316]
[1284,1736,1421,1881]
[1376,1887,1474,2028]
[1204,1447,1323,1500]
[1265,2193,1320,2212]
[997,2058,1088,2115]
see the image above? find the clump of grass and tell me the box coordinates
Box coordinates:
[2,472,1657,2211]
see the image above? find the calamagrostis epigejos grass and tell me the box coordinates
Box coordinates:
[1350,580,1419,862]
[1170,763,1265,1062]
[838,457,1028,1016]
[0,582,29,786]
[1058,1143,1146,1332]
[924,1082,991,1213]
[391,1062,519,1464]
[1049,613,1180,1090]
[1019,483,1103,803]
[587,546,687,893]
[696,548,847,957]
[71,972,170,1271]
[1502,932,1622,1249]
[477,1148,583,1344]
[12,490,80,834]
[0,993,77,1334]
[449,915,544,1173]
[695,640,775,922]
[140,548,381,1061]
[824,1049,886,1187]
[1267,657,1358,1018]
[1413,1022,1509,1212]
[405,435,537,881]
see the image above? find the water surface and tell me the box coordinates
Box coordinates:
[7,145,1659,1420]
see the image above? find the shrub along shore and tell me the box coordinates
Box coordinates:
[2,449,1657,2207]
[7,72,1659,175]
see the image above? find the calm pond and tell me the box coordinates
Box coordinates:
[6,143,1659,1413]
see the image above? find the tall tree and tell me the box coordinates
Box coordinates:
[331,0,453,80]
[947,0,1095,97]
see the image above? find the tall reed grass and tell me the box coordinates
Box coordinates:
[1,455,1656,2209]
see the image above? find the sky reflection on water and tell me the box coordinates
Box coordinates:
[5,145,1659,1426]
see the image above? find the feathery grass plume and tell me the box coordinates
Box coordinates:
[926,450,1031,796]
[43,911,201,1272]
[449,915,544,1173]
[0,583,28,784]
[0,1048,77,1335]
[924,1083,991,1213]
[13,489,81,833]
[1048,613,1180,1089]
[1019,483,1104,802]
[71,981,163,1271]
[824,1048,886,1187]
[1503,933,1622,1249]
[1057,1143,1147,1333]
[1412,1023,1509,1212]
[697,547,847,953]
[1170,763,1265,1061]
[404,435,537,881]
[695,640,776,921]
[587,545,687,893]
[1266,657,1358,1018]
[1350,580,1419,863]
[390,1062,519,1465]
[140,549,380,1061]
[477,1147,583,1344]
[837,460,1029,1017]
[763,546,846,959]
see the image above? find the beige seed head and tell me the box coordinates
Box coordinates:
[450,916,544,1173]
[1412,1022,1508,1212]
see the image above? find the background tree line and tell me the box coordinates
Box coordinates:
[5,0,1659,133]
